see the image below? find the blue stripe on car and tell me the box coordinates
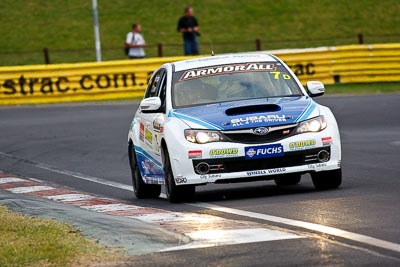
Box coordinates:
[169,110,222,130]
[134,145,163,168]
[296,101,317,122]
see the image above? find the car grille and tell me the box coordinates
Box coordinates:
[192,147,330,174]
[221,124,297,144]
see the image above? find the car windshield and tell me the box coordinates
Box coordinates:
[172,62,303,108]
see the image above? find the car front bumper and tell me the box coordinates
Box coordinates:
[168,131,341,186]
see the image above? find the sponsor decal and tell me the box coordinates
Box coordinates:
[145,128,152,144]
[200,174,222,180]
[245,144,284,160]
[308,163,328,169]
[247,168,287,176]
[179,63,277,81]
[153,121,163,133]
[231,115,286,127]
[209,148,239,158]
[154,134,161,154]
[322,136,332,145]
[289,139,316,150]
[188,150,202,159]
[175,177,187,184]
[143,176,164,184]
[0,72,153,99]
[139,123,145,142]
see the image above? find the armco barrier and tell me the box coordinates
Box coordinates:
[0,44,399,105]
[0,56,190,105]
[274,43,400,85]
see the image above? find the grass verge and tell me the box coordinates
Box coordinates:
[0,205,125,267]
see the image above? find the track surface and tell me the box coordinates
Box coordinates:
[1,94,400,266]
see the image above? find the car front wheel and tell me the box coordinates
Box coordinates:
[311,168,342,190]
[162,147,195,203]
[128,143,161,199]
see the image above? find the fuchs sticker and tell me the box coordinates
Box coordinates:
[245,144,284,160]
[179,63,277,81]
[188,150,202,159]
[322,137,332,145]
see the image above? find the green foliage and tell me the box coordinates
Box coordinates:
[0,0,399,65]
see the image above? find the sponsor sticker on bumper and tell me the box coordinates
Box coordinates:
[245,144,284,160]
[209,148,239,158]
[188,150,202,159]
[322,137,333,145]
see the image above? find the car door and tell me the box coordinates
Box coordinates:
[136,69,167,181]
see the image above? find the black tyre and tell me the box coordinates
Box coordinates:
[311,168,342,190]
[162,147,195,203]
[128,143,161,199]
[274,174,302,186]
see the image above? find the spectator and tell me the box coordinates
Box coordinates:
[125,23,146,59]
[177,6,200,55]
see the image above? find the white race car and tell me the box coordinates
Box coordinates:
[128,53,342,202]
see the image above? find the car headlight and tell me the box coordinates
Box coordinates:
[184,129,225,144]
[296,116,327,134]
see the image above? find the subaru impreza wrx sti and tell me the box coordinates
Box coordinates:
[128,53,342,202]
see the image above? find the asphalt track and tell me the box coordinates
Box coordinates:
[1,93,400,266]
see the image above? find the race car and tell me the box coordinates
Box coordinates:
[128,53,342,202]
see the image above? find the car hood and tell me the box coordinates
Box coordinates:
[168,96,320,130]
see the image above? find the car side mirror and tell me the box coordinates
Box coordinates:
[140,97,162,113]
[306,81,325,97]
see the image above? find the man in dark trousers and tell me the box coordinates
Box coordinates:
[177,6,200,55]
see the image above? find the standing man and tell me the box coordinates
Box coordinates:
[177,6,200,55]
[125,23,146,59]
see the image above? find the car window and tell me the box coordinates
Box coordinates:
[144,69,165,99]
[171,62,303,108]
[158,72,167,112]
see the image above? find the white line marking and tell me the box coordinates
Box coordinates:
[0,177,26,184]
[7,186,54,193]
[131,212,223,223]
[45,193,96,202]
[190,202,400,253]
[161,228,302,251]
[2,151,400,254]
[81,203,140,212]
[130,212,187,222]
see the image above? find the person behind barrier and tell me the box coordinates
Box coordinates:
[177,6,200,55]
[125,23,146,59]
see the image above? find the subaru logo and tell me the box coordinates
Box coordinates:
[253,127,269,136]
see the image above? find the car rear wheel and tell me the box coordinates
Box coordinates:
[128,143,161,199]
[162,147,195,203]
[311,168,342,190]
[274,174,301,186]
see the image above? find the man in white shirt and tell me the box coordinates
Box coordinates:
[125,23,146,59]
